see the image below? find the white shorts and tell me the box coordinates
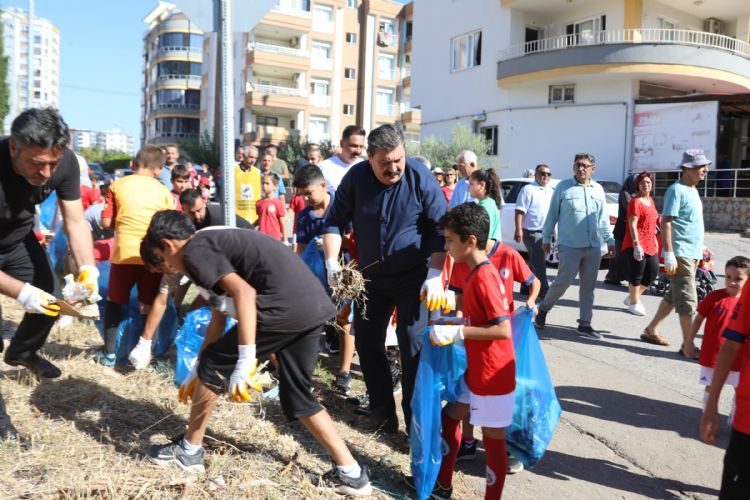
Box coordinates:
[456,377,515,428]
[699,365,740,387]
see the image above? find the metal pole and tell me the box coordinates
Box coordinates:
[219,0,236,227]
[27,0,34,108]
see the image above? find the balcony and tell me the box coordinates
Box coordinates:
[247,42,308,71]
[401,109,421,124]
[250,41,307,58]
[309,94,331,108]
[153,45,203,62]
[497,29,750,92]
[264,1,312,32]
[402,75,411,89]
[150,103,200,119]
[246,84,308,109]
[157,74,202,85]
[311,58,333,71]
[246,125,291,143]
[378,68,397,81]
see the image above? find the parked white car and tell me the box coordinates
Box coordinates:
[499,177,621,264]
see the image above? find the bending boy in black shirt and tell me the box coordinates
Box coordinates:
[140,211,371,496]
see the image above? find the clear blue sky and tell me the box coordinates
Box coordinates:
[2,0,157,147]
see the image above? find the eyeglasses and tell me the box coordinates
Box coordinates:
[574,162,593,170]
[538,172,552,177]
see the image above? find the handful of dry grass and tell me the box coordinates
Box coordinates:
[330,260,369,320]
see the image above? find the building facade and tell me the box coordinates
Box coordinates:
[412,0,750,181]
[141,3,203,145]
[72,128,136,154]
[199,0,418,148]
[1,7,60,133]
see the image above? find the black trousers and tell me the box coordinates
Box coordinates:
[721,428,750,499]
[353,266,428,428]
[1,231,61,360]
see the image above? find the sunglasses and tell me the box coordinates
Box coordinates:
[574,162,593,169]
[538,172,552,177]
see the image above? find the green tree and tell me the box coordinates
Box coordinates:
[417,124,496,170]
[0,15,10,133]
[276,132,334,173]
[77,146,132,173]
[181,131,220,168]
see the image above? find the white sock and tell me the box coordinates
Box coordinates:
[181,436,202,455]
[337,462,362,479]
[702,390,710,412]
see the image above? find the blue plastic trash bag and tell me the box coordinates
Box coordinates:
[47,225,68,274]
[39,191,58,231]
[174,306,235,385]
[409,327,467,500]
[300,237,327,291]
[506,306,562,468]
[94,261,179,365]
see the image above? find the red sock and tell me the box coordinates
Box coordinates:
[483,436,508,500]
[436,412,462,488]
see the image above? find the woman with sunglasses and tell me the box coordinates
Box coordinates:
[441,166,458,205]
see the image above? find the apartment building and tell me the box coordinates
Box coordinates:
[72,128,136,154]
[199,0,418,148]
[1,7,60,133]
[141,3,203,145]
[412,0,750,181]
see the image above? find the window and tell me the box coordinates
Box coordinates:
[451,30,481,72]
[347,0,357,8]
[313,4,334,32]
[480,126,498,156]
[309,116,329,142]
[376,88,395,115]
[405,21,413,41]
[257,116,279,126]
[310,79,329,95]
[549,84,575,104]
[377,18,395,46]
[345,68,356,79]
[565,16,606,45]
[312,41,332,60]
[346,32,357,44]
[378,53,396,80]
[343,104,354,115]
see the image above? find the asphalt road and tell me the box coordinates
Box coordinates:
[459,231,750,499]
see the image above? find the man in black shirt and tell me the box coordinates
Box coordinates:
[0,108,97,440]
[179,188,253,230]
[139,211,371,494]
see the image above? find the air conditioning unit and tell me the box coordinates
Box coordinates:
[292,73,300,84]
[704,18,724,34]
[291,37,299,46]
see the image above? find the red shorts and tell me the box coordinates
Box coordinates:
[107,263,162,306]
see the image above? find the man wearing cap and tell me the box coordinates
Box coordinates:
[642,149,710,354]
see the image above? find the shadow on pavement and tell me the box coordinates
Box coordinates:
[529,449,720,498]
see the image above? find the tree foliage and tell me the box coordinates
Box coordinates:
[276,132,334,171]
[0,15,10,133]
[417,124,495,170]
[181,131,220,168]
[76,146,132,173]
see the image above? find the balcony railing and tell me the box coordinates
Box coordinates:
[498,29,750,61]
[249,41,308,58]
[254,84,308,98]
[378,68,397,80]
[309,94,331,108]
[272,1,312,18]
[158,74,202,83]
[311,58,333,71]
[652,168,750,199]
[377,104,396,116]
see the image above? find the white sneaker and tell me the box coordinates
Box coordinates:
[128,337,153,370]
[623,296,632,306]
[628,303,646,316]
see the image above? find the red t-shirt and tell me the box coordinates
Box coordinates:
[441,186,454,205]
[80,184,102,210]
[621,197,658,255]
[698,290,742,371]
[461,261,514,396]
[289,194,306,232]
[172,191,183,213]
[450,241,533,314]
[256,198,285,240]
[723,281,750,434]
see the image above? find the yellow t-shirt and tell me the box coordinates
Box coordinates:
[235,164,261,223]
[104,174,175,265]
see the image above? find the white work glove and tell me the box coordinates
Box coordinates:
[443,290,456,314]
[420,268,446,312]
[206,293,238,319]
[429,324,464,347]
[228,344,262,402]
[178,362,199,403]
[16,283,60,316]
[128,337,153,370]
[76,264,100,300]
[325,258,342,287]
[663,251,678,275]
[633,245,644,262]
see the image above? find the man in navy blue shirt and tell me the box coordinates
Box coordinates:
[322,124,447,434]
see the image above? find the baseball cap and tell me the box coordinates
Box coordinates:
[680,149,712,168]
[431,167,444,174]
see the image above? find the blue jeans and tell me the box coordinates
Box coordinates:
[540,245,601,327]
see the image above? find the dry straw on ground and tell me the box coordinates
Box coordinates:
[330,261,369,321]
[0,295,486,499]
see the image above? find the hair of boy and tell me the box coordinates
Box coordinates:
[170,164,191,182]
[293,164,325,189]
[179,188,202,207]
[11,107,70,152]
[470,168,502,208]
[367,124,404,156]
[89,173,99,183]
[135,145,166,170]
[342,124,366,142]
[574,152,596,165]
[263,173,279,186]
[535,163,549,172]
[139,238,164,269]
[265,144,278,154]
[726,256,750,273]
[144,210,196,251]
[439,202,490,249]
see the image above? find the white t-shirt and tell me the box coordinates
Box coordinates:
[318,155,356,191]
[515,181,554,231]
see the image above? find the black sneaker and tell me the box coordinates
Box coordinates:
[346,393,369,407]
[404,475,453,499]
[535,309,548,330]
[4,353,62,378]
[316,465,372,496]
[334,372,352,395]
[577,325,603,339]
[389,353,402,395]
[146,442,206,473]
[456,439,477,461]
[0,416,18,442]
[507,453,524,474]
